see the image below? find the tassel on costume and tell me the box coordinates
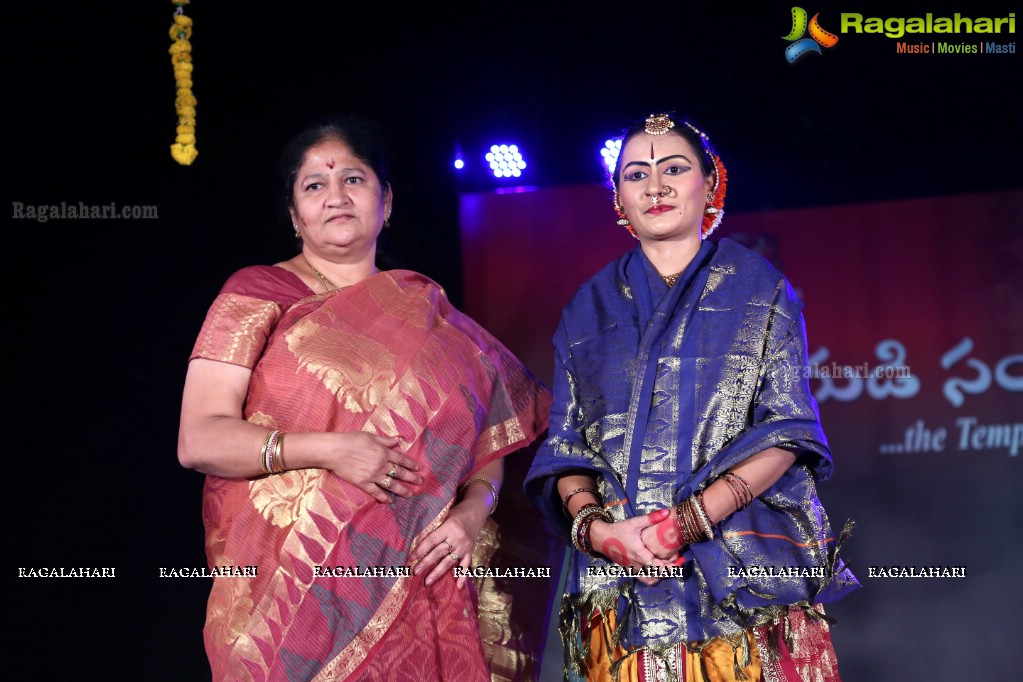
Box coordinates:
[560,586,630,680]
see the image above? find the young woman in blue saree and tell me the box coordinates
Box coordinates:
[525,113,859,681]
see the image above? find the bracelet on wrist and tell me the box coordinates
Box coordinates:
[675,494,714,545]
[692,491,715,540]
[459,476,499,515]
[260,430,286,475]
[719,471,754,510]
[578,512,606,558]
[570,504,608,557]
[562,487,600,518]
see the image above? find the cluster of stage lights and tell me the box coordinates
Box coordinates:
[485,144,526,178]
[601,138,622,175]
[453,137,625,181]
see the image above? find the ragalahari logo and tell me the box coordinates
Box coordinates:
[783,7,839,63]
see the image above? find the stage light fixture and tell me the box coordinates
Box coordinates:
[600,138,621,175]
[485,144,527,179]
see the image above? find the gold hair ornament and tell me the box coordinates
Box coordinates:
[645,113,675,135]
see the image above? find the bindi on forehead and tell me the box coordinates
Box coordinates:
[326,158,335,169]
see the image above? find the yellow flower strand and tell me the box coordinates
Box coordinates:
[169,1,197,165]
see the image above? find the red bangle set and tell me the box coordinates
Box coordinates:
[720,471,754,510]
[562,471,754,557]
[675,492,714,545]
[674,470,755,545]
[562,487,599,518]
[571,502,611,558]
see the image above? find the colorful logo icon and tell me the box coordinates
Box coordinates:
[782,7,839,63]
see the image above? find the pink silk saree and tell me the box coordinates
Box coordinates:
[190,266,551,681]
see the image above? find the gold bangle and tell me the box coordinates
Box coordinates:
[676,498,703,544]
[692,491,715,541]
[570,504,605,555]
[460,476,499,515]
[259,430,276,475]
[576,508,609,558]
[271,433,286,474]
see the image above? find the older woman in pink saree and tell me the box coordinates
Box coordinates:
[178,115,550,681]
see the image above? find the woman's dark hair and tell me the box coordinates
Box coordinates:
[612,113,717,190]
[281,113,392,212]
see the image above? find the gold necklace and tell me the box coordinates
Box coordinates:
[661,271,682,287]
[303,255,337,292]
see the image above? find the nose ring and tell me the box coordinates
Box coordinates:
[659,185,676,198]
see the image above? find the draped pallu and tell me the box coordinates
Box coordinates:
[192,267,550,681]
[525,240,859,681]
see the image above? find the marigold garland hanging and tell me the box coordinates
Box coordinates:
[169,1,197,165]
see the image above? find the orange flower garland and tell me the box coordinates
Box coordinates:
[701,153,727,237]
[169,1,197,165]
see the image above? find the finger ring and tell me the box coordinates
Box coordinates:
[387,465,397,478]
[449,552,460,561]
[379,476,392,489]
[443,540,453,552]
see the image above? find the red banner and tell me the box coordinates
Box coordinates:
[461,188,1023,467]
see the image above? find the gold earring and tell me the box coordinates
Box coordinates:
[612,190,638,239]
[704,193,719,215]
[613,190,630,226]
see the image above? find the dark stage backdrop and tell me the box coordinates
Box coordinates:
[460,186,1023,681]
[8,2,1021,680]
